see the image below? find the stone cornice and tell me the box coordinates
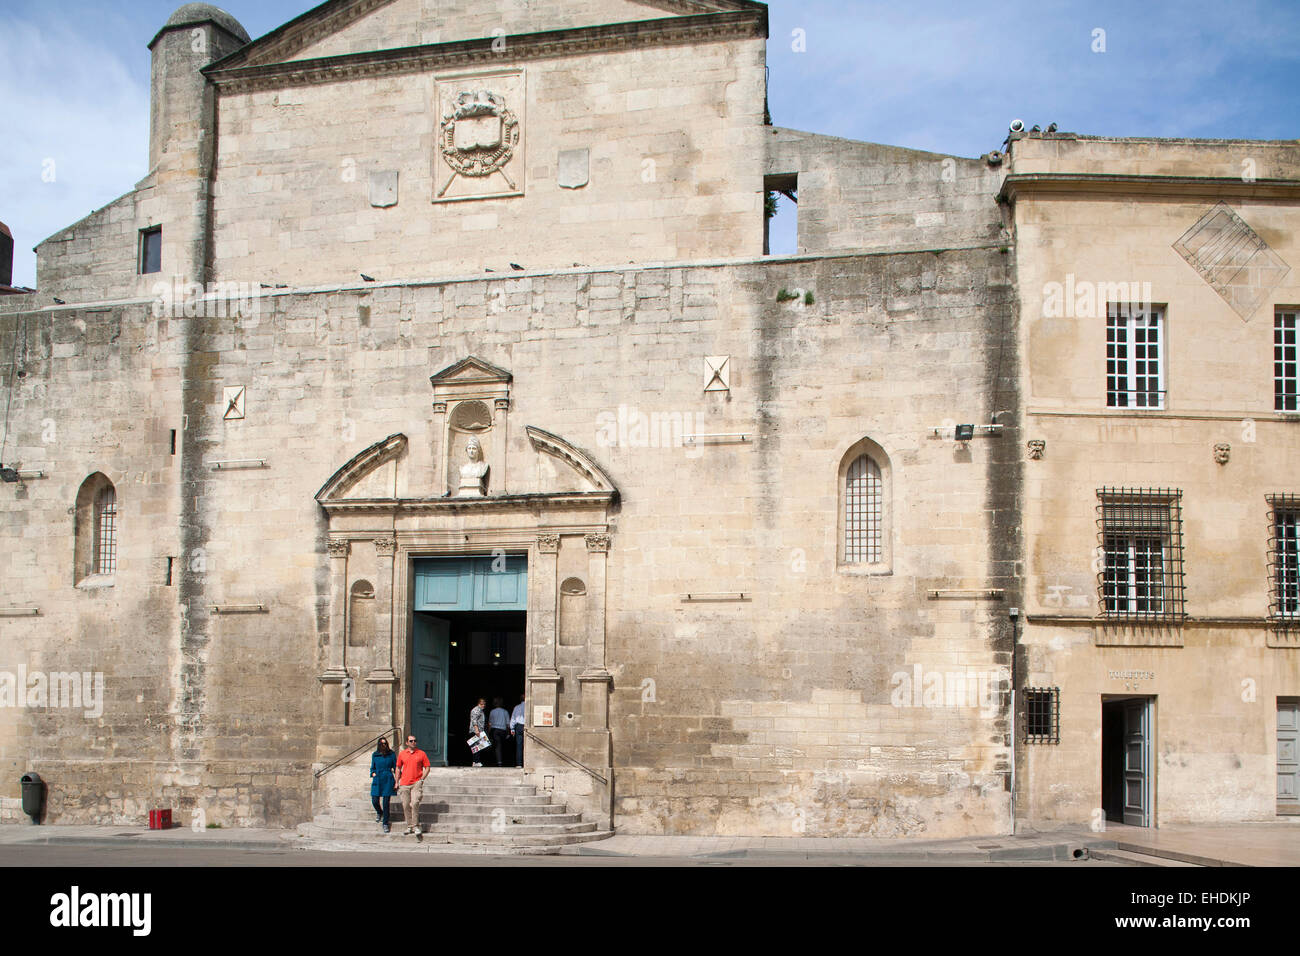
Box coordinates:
[999,173,1300,204]
[204,11,768,94]
[318,491,615,516]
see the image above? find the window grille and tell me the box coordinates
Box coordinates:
[844,454,882,563]
[1268,495,1300,627]
[1276,312,1297,412]
[1107,305,1165,409]
[94,486,117,575]
[1024,687,1059,744]
[1097,488,1184,622]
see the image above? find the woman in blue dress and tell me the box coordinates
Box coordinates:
[369,736,398,833]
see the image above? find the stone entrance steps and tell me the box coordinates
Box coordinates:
[297,768,612,853]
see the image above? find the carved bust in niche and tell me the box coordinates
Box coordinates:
[458,437,489,496]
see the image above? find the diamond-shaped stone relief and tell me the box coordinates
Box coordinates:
[1173,202,1291,320]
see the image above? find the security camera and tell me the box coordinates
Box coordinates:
[1009,119,1025,133]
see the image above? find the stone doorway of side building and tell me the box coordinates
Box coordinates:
[1279,698,1299,816]
[1101,695,1155,828]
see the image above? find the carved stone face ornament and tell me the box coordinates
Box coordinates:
[1214,442,1231,465]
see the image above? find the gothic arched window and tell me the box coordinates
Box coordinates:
[838,438,892,571]
[75,473,117,584]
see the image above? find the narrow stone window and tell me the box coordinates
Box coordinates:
[139,225,162,275]
[74,473,117,585]
[844,455,882,564]
[94,486,117,574]
[839,438,891,571]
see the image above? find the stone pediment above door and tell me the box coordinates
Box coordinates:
[315,427,617,515]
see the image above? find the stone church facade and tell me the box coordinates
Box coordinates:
[0,0,1294,838]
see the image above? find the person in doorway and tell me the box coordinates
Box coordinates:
[510,693,526,767]
[488,697,511,767]
[395,733,430,835]
[369,735,398,833]
[468,697,488,767]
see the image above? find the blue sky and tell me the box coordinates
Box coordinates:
[1,0,1297,286]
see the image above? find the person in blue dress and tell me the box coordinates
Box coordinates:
[369,736,398,833]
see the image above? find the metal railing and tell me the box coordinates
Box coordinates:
[523,729,607,786]
[314,726,401,780]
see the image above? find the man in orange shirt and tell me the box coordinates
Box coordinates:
[395,733,431,836]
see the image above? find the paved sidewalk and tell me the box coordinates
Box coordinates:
[1094,821,1300,867]
[0,823,297,852]
[3,820,1298,864]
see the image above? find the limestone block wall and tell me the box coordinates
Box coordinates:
[0,244,1017,833]
[765,127,1006,256]
[209,37,768,288]
[1008,134,1300,180]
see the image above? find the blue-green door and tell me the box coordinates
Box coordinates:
[414,555,528,611]
[411,615,449,765]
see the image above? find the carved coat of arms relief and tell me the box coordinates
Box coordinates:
[433,74,524,201]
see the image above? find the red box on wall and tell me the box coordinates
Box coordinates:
[148,809,172,829]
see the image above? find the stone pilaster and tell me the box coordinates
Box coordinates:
[528,533,562,721]
[320,538,350,724]
[367,536,398,727]
[492,398,509,495]
[579,532,612,728]
[432,401,448,495]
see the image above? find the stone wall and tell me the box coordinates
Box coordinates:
[0,245,1018,834]
[765,127,1006,256]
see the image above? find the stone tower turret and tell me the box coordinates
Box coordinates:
[146,4,249,284]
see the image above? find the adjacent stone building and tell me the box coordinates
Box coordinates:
[0,0,1293,839]
[1005,136,1300,827]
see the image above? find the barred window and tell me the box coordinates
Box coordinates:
[94,486,117,575]
[1276,311,1297,412]
[844,454,882,564]
[74,473,117,585]
[1097,488,1185,621]
[1107,305,1164,409]
[1268,495,1300,622]
[1024,688,1059,744]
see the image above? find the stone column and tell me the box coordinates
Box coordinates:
[432,401,448,495]
[492,398,509,495]
[579,532,613,729]
[320,538,350,724]
[367,536,398,727]
[528,533,561,726]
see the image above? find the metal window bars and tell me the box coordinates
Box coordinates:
[1096,488,1185,623]
[94,486,117,575]
[1267,495,1300,631]
[1023,687,1059,744]
[844,454,882,564]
